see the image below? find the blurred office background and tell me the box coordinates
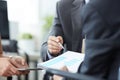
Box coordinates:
[7,0,58,50]
[0,0,59,80]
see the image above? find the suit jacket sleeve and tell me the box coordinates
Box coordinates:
[40,2,64,62]
[0,37,2,56]
[79,3,114,79]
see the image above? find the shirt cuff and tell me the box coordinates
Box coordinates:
[47,50,55,59]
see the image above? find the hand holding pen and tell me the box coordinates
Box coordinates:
[48,36,64,55]
[58,42,65,50]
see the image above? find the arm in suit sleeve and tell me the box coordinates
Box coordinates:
[40,2,64,62]
[0,37,2,57]
[79,4,114,79]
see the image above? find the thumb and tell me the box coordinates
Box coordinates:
[57,36,63,44]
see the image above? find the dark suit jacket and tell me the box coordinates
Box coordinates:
[79,0,120,80]
[41,0,84,61]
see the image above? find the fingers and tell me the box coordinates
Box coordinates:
[48,36,60,48]
[10,56,28,68]
[48,41,60,50]
[0,57,29,77]
[10,57,22,68]
[10,57,29,74]
[57,36,63,44]
[1,62,20,77]
[48,49,61,55]
[53,66,67,80]
[3,67,15,77]
[3,72,12,77]
[19,70,30,75]
[16,57,29,68]
[16,56,25,65]
[48,36,63,54]
[10,65,21,75]
[8,62,22,76]
[53,75,63,80]
[49,36,59,42]
[14,56,26,65]
[61,66,68,71]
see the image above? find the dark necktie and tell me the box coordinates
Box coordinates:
[82,0,85,6]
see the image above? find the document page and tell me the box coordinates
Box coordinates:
[38,51,84,73]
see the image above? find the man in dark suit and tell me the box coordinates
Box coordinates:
[41,0,85,79]
[53,0,120,80]
[79,0,120,80]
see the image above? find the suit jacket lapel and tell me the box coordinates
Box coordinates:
[71,0,83,52]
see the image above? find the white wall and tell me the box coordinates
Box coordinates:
[40,0,59,17]
[7,0,40,23]
[7,0,59,50]
[9,21,19,40]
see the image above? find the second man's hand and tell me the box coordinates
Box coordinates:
[58,42,65,50]
[48,36,64,55]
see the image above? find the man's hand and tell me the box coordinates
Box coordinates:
[53,66,68,80]
[0,57,21,77]
[48,36,63,55]
[9,56,29,75]
[0,56,29,77]
[53,75,63,80]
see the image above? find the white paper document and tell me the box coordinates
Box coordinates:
[37,51,84,73]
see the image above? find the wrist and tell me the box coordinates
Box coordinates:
[50,53,59,57]
[48,50,59,57]
[0,53,3,57]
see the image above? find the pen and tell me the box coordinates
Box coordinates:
[58,42,65,49]
[17,68,42,71]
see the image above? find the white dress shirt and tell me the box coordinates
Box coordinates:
[85,0,90,4]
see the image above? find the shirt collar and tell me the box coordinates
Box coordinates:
[85,0,89,4]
